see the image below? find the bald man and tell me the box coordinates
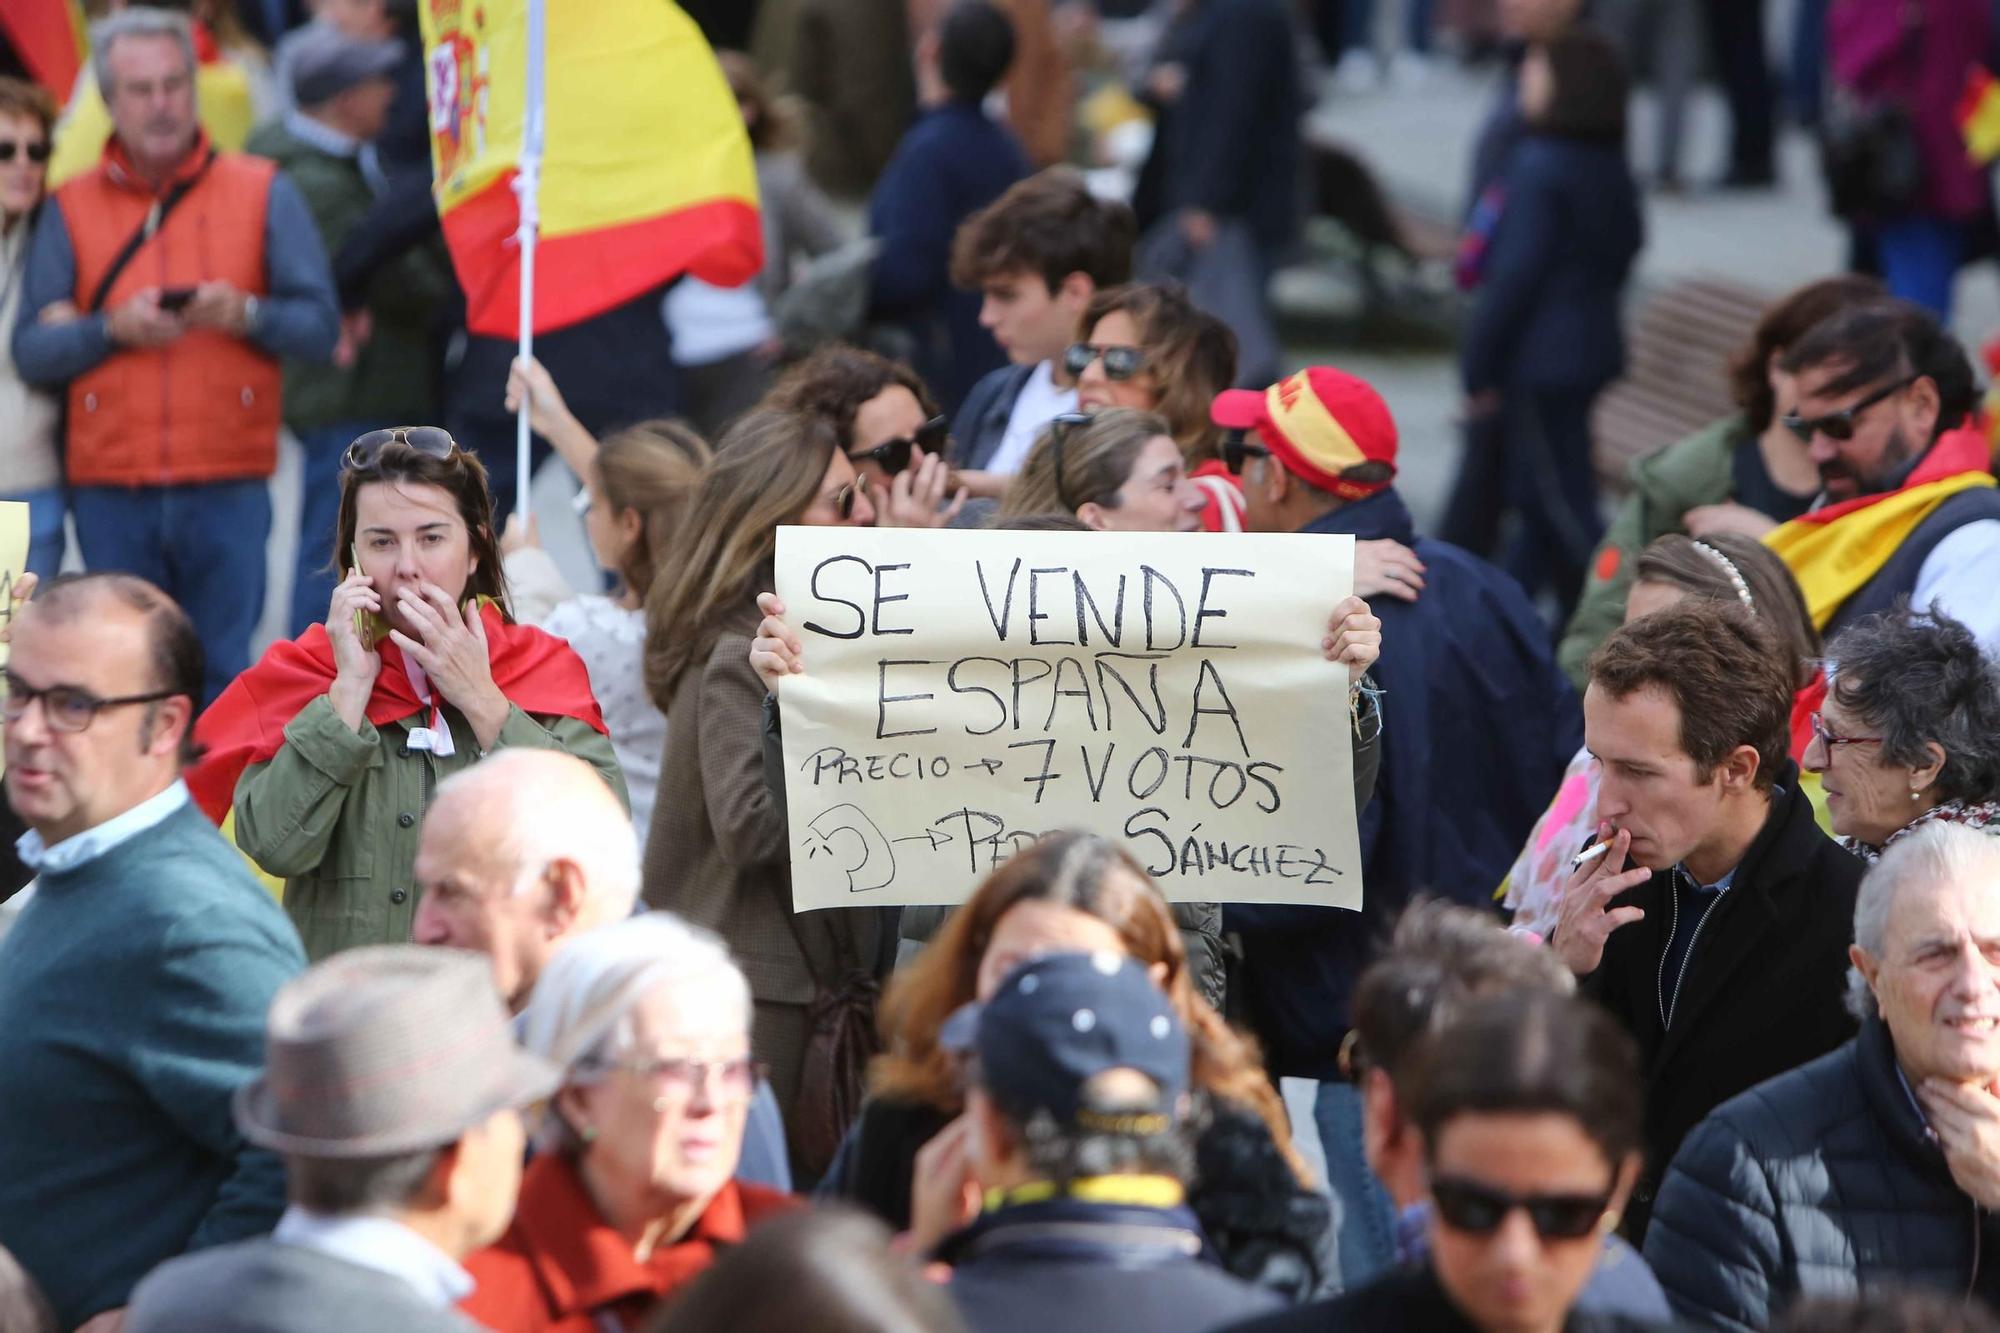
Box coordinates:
[411,750,791,1189]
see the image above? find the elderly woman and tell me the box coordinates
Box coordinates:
[462,913,798,1331]
[0,78,61,580]
[1807,608,2000,860]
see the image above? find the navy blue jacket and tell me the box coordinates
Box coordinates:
[1459,134,1642,395]
[1159,0,1303,252]
[950,361,1037,471]
[867,100,1030,410]
[1227,491,1580,1078]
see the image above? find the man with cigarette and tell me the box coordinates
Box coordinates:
[1553,600,1861,1243]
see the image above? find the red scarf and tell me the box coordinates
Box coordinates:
[188,603,607,824]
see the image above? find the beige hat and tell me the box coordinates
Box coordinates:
[234,946,560,1158]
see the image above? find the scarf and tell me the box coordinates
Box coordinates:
[1763,426,1997,631]
[1842,799,2000,863]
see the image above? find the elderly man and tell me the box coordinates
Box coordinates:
[0,574,307,1331]
[411,750,791,1190]
[126,947,559,1333]
[1556,601,1863,1241]
[12,6,339,702]
[1645,824,2000,1329]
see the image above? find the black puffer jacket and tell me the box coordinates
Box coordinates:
[1643,1015,2000,1330]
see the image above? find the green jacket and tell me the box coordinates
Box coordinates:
[1558,416,1747,690]
[245,118,452,430]
[233,694,627,960]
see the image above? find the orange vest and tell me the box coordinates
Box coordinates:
[55,134,281,487]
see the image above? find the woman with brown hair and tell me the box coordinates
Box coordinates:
[1068,283,1237,468]
[0,77,60,583]
[192,430,626,960]
[641,408,883,1144]
[764,345,966,526]
[995,407,1206,532]
[818,831,1336,1302]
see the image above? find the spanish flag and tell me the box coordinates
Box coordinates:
[0,0,86,99]
[1959,66,2000,167]
[420,0,762,337]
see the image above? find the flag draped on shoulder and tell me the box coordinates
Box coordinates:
[418,0,762,337]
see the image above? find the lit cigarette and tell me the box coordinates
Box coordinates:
[1571,841,1612,872]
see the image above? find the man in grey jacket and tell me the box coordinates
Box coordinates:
[125,947,558,1333]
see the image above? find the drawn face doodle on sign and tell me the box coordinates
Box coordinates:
[803,804,898,893]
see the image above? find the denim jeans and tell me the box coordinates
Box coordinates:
[71,477,272,705]
[0,486,66,581]
[290,420,393,638]
[1876,217,1965,320]
[1315,1079,1397,1292]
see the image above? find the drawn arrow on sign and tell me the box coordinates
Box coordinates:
[892,828,954,851]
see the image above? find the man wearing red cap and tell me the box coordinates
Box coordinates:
[1212,366,1581,1291]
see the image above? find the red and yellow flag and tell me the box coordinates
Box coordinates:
[418,0,761,337]
[1958,66,2000,167]
[0,0,87,99]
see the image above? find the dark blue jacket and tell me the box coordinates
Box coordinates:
[1227,491,1580,1078]
[867,100,1030,410]
[950,360,1037,471]
[942,1194,1280,1333]
[1159,0,1303,253]
[1459,134,1642,395]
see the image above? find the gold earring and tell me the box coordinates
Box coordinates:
[579,1124,598,1144]
[1600,1210,1621,1234]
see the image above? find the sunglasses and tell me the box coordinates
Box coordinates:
[826,481,863,521]
[1781,376,1915,444]
[1064,343,1147,382]
[1430,1176,1615,1241]
[850,414,948,477]
[1221,429,1272,477]
[343,426,461,472]
[1047,411,1094,512]
[0,141,50,165]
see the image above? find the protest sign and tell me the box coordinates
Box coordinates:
[0,502,26,777]
[774,525,1361,912]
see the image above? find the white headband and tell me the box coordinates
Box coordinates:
[1691,541,1755,610]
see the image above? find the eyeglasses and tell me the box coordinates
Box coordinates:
[343,426,461,472]
[1809,711,1883,752]
[1221,429,1272,476]
[590,1054,765,1100]
[1047,410,1094,512]
[1781,376,1915,444]
[850,415,948,477]
[2,672,179,734]
[1430,1176,1615,1241]
[1064,343,1147,382]
[0,141,50,165]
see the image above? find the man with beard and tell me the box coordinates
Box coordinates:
[1766,300,2000,654]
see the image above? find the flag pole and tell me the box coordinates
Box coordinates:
[511,0,547,525]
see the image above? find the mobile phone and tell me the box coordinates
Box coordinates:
[157,287,196,313]
[349,544,388,643]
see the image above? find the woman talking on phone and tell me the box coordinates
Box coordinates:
[190,428,626,960]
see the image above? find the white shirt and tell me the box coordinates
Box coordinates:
[986,360,1078,476]
[14,779,189,875]
[1911,520,2000,655]
[664,278,774,366]
[273,1207,474,1309]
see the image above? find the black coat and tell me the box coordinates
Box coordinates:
[1644,1016,2000,1331]
[1580,768,1863,1236]
[1221,1263,1663,1333]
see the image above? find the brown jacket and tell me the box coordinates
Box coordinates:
[644,618,884,1006]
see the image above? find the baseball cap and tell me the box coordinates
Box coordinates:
[941,951,1190,1131]
[290,22,403,108]
[1211,367,1399,500]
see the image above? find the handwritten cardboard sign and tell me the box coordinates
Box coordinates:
[774,526,1362,911]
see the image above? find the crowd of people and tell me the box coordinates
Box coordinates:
[5,0,2000,1331]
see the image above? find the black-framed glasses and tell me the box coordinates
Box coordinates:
[0,141,50,165]
[1,672,179,734]
[1221,429,1271,477]
[1430,1176,1615,1241]
[1064,343,1146,382]
[1047,411,1094,512]
[587,1054,766,1100]
[1781,376,1915,444]
[343,426,461,472]
[850,415,948,477]
[1808,710,1884,752]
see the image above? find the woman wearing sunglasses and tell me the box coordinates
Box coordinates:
[0,78,62,582]
[1230,990,1649,1333]
[641,409,886,1135]
[191,429,627,960]
[1068,284,1236,471]
[765,346,968,527]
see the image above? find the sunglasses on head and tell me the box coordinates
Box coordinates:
[343,426,461,472]
[0,141,50,165]
[1047,410,1095,512]
[1064,342,1147,382]
[1781,375,1915,444]
[850,414,948,477]
[1430,1176,1615,1241]
[1221,429,1272,476]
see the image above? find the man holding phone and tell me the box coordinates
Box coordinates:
[11,7,339,705]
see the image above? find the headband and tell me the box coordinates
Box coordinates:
[1691,541,1755,610]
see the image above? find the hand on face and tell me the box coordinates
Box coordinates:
[1550,825,1652,977]
[326,568,383,692]
[872,447,968,529]
[387,583,502,715]
[1918,1079,2000,1209]
[907,1111,983,1255]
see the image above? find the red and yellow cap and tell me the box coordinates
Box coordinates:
[1211,367,1399,501]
